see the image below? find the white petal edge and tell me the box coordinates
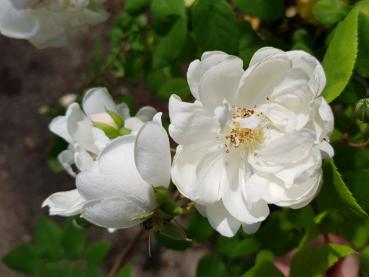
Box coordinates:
[42,189,85,217]
[135,113,171,187]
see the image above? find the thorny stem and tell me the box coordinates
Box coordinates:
[311,202,330,244]
[107,228,145,277]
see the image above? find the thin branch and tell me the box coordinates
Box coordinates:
[107,228,145,277]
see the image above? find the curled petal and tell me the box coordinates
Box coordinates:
[42,189,85,217]
[82,87,117,116]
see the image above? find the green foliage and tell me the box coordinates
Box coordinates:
[192,0,240,53]
[313,0,351,24]
[187,213,213,242]
[323,159,369,218]
[356,9,369,77]
[153,18,188,69]
[290,243,356,277]
[361,245,369,274]
[158,78,190,100]
[116,265,132,277]
[196,254,226,277]
[243,261,283,277]
[125,0,150,15]
[217,236,261,258]
[85,241,112,264]
[158,222,189,241]
[3,217,111,276]
[322,7,359,103]
[233,0,284,20]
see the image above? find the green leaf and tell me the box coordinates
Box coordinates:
[356,9,369,77]
[151,0,186,20]
[158,222,189,241]
[313,0,351,24]
[85,241,111,265]
[217,236,261,258]
[192,0,240,53]
[84,265,102,277]
[243,261,283,277]
[116,265,132,277]
[3,244,40,274]
[153,18,188,69]
[187,213,213,242]
[156,233,191,251]
[196,254,226,277]
[34,217,63,260]
[325,159,369,218]
[290,243,356,277]
[125,0,150,15]
[322,7,359,103]
[158,78,190,100]
[343,170,369,211]
[360,245,369,274]
[233,0,284,20]
[61,220,86,260]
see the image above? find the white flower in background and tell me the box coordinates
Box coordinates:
[49,87,157,177]
[0,0,108,48]
[169,47,334,237]
[43,98,172,229]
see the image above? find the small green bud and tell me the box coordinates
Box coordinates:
[355,98,369,123]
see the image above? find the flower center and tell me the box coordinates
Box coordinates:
[223,107,265,154]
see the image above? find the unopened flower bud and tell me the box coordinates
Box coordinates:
[355,98,369,123]
[90,112,118,129]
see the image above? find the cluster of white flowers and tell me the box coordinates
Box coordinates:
[43,47,334,237]
[0,0,108,48]
[43,88,171,229]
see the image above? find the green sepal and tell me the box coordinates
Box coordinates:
[106,111,124,129]
[93,122,121,139]
[119,127,132,136]
[154,187,181,216]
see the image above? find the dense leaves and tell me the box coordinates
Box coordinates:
[290,244,356,277]
[3,218,111,276]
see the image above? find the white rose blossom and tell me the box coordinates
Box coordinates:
[169,47,334,237]
[0,0,108,48]
[43,88,172,229]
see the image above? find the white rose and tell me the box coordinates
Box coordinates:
[169,47,334,237]
[49,87,157,177]
[0,0,108,48]
[43,112,172,229]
